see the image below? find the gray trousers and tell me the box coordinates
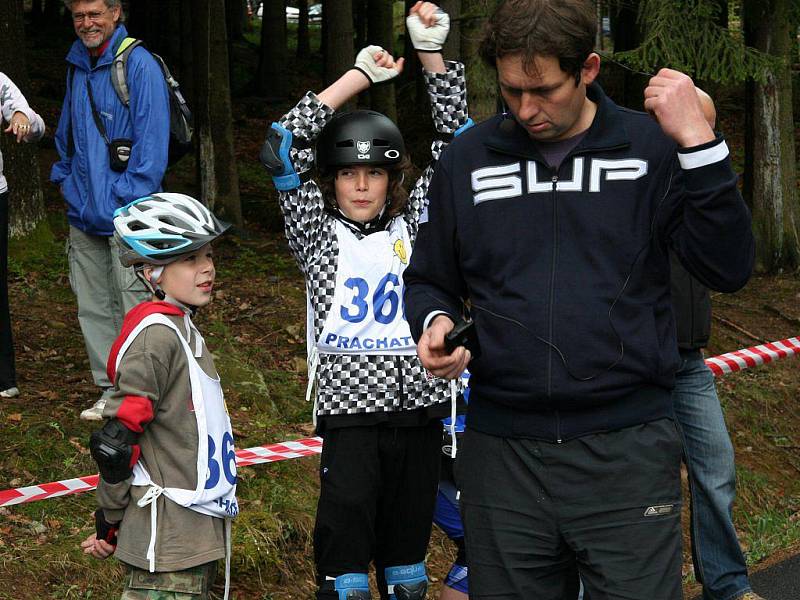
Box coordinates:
[67,226,149,389]
[456,419,684,600]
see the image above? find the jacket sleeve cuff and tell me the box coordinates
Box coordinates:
[423,310,453,330]
[102,508,125,523]
[677,136,729,170]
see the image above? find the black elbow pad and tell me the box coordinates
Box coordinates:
[89,419,139,484]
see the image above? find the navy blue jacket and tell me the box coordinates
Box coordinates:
[404,83,754,442]
[51,25,170,236]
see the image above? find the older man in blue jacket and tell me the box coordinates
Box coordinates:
[51,0,169,420]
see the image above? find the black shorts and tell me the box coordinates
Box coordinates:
[456,418,684,600]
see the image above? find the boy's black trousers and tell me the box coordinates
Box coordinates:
[314,420,441,600]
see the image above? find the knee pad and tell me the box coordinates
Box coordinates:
[326,573,370,600]
[444,563,469,595]
[384,563,427,600]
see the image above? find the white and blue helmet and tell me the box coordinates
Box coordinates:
[113,193,230,267]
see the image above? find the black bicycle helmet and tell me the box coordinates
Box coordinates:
[315,110,405,172]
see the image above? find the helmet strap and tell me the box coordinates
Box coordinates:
[137,264,200,314]
[135,265,167,301]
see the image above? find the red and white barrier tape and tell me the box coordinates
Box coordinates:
[704,336,800,377]
[0,437,322,508]
[2,336,798,509]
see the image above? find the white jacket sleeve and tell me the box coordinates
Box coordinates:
[0,72,45,142]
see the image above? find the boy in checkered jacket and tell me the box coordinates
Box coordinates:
[260,3,470,599]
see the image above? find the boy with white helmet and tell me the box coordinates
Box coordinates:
[80,192,238,600]
[261,3,471,599]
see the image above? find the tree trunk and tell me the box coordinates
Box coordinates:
[0,0,45,238]
[31,0,43,24]
[257,0,288,99]
[43,0,60,22]
[440,0,461,60]
[609,1,644,109]
[321,0,328,58]
[127,0,161,44]
[180,0,195,110]
[297,0,310,58]
[367,0,396,121]
[744,0,799,271]
[324,0,354,101]
[162,0,183,75]
[192,0,243,227]
[354,0,368,52]
[401,0,426,106]
[595,0,603,51]
[226,0,246,91]
[227,0,245,41]
[460,0,498,121]
[715,0,728,29]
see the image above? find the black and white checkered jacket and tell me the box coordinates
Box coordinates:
[276,61,469,420]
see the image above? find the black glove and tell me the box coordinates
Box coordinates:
[94,509,119,546]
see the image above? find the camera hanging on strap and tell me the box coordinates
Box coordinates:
[86,78,133,172]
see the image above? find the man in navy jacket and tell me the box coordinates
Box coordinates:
[51,0,169,421]
[403,0,754,598]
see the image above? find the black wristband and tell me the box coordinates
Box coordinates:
[94,509,119,546]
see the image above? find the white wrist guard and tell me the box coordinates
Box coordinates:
[353,45,399,85]
[406,9,450,52]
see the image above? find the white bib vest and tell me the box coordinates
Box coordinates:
[316,218,416,356]
[114,313,238,580]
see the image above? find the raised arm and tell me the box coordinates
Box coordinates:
[261,48,404,270]
[647,70,753,292]
[404,4,473,226]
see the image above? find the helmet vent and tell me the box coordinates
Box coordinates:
[335,140,354,148]
[174,205,195,218]
[373,138,390,147]
[160,216,190,229]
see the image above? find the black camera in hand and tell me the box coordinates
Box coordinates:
[444,318,481,359]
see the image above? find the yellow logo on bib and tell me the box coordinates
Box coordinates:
[393,239,408,264]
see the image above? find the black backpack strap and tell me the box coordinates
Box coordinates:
[151,50,193,129]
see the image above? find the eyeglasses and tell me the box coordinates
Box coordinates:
[72,7,110,23]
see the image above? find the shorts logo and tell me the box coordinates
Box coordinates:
[644,504,674,517]
[357,140,371,159]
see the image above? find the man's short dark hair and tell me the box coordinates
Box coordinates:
[480,0,597,82]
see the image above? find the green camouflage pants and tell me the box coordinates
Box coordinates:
[120,562,217,599]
